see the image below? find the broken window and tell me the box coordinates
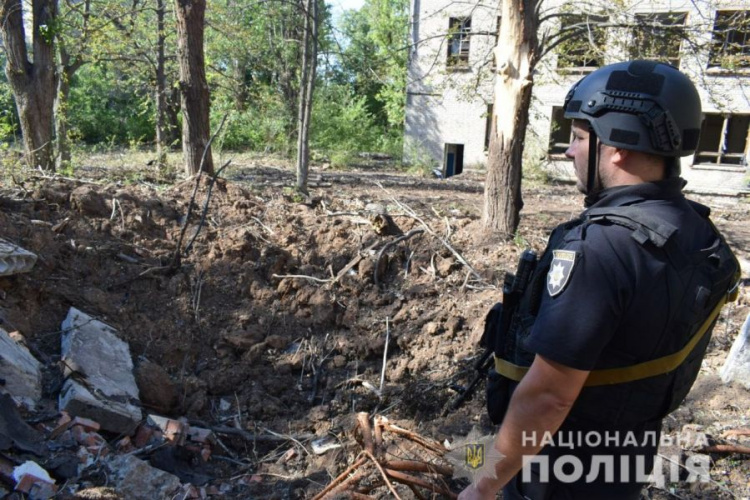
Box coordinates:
[694,113,750,166]
[709,10,750,70]
[447,17,471,68]
[548,106,572,156]
[630,12,687,68]
[556,14,608,69]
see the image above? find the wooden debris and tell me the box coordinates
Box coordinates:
[313,413,456,499]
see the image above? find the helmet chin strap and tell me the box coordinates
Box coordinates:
[584,125,599,207]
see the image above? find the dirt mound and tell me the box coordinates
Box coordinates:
[1,163,748,498]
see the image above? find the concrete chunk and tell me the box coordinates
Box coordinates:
[104,455,181,500]
[59,308,141,434]
[0,327,42,408]
[721,311,750,389]
[0,238,37,276]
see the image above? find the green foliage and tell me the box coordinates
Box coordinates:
[402,137,437,176]
[0,54,19,142]
[212,90,293,155]
[338,0,409,130]
[68,64,155,145]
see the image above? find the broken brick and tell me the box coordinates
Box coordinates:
[14,474,56,497]
[147,415,186,445]
[133,424,157,448]
[116,436,135,453]
[70,416,101,432]
[48,412,72,439]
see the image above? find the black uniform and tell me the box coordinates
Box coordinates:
[492,178,740,499]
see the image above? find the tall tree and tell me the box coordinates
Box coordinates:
[482,0,539,235]
[1,0,58,171]
[155,0,169,167]
[55,0,94,171]
[174,0,213,175]
[296,0,319,192]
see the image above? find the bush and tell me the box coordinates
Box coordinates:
[68,64,154,146]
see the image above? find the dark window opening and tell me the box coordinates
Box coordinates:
[443,143,464,178]
[548,106,572,156]
[556,14,608,69]
[709,10,750,70]
[694,113,750,165]
[447,17,471,68]
[630,12,687,68]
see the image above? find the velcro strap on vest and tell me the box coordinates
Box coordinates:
[494,291,733,387]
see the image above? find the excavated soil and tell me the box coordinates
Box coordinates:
[1,158,749,499]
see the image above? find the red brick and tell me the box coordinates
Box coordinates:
[133,425,157,448]
[70,416,100,432]
[14,475,55,496]
[70,425,88,444]
[48,412,72,439]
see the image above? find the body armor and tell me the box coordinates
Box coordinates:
[489,201,739,427]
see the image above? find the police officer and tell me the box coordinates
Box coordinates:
[458,60,740,500]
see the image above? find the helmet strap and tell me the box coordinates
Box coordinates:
[585,125,599,206]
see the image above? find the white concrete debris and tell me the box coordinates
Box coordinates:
[0,327,42,408]
[59,308,142,434]
[12,461,54,484]
[720,310,750,390]
[0,238,37,276]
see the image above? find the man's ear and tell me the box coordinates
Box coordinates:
[611,147,629,166]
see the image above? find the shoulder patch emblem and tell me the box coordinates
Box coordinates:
[547,250,577,297]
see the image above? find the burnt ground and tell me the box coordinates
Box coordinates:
[0,155,749,499]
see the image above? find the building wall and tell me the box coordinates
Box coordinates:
[405,0,499,168]
[405,0,750,178]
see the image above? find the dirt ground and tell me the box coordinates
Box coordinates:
[1,155,749,499]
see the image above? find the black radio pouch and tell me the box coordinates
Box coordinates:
[487,368,516,425]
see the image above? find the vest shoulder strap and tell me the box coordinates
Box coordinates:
[584,206,678,248]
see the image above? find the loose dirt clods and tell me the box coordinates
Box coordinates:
[0,160,748,498]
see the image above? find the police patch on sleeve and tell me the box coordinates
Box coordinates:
[547,250,577,297]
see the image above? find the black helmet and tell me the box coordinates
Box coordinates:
[563,60,702,157]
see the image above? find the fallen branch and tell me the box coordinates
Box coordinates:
[376,182,482,282]
[311,455,367,500]
[207,425,314,443]
[384,459,453,476]
[271,273,331,284]
[183,159,233,255]
[170,114,229,269]
[379,420,448,456]
[356,412,375,454]
[373,228,425,286]
[384,468,457,499]
[366,450,402,500]
[699,444,750,454]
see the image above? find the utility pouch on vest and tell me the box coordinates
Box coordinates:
[486,367,515,425]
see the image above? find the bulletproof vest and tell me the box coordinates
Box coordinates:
[492,202,740,426]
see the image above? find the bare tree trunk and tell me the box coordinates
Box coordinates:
[55,57,72,171]
[482,0,539,237]
[295,0,318,193]
[155,0,168,168]
[1,0,58,171]
[174,0,213,176]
